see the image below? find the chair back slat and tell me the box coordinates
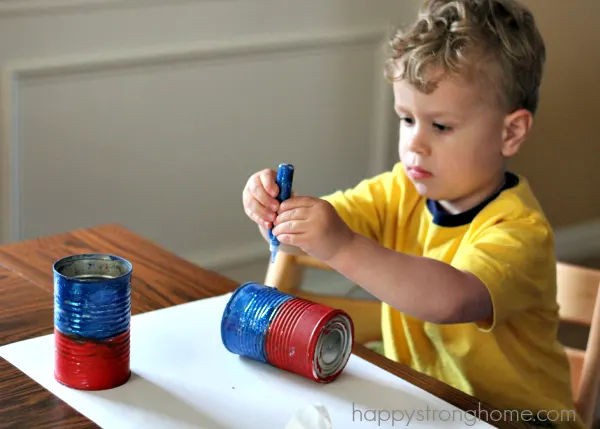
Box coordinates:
[555,261,600,428]
[556,262,600,325]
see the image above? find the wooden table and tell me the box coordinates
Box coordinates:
[0,224,529,429]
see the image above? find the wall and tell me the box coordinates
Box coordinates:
[512,0,600,261]
[0,0,420,280]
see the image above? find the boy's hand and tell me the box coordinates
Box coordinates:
[272,197,355,262]
[242,169,280,230]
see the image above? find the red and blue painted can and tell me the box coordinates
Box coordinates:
[53,253,132,390]
[221,282,354,383]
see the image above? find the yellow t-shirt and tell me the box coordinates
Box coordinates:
[322,162,582,428]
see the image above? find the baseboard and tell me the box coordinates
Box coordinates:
[554,217,600,262]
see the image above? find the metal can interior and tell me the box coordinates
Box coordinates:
[53,253,132,281]
[313,314,354,380]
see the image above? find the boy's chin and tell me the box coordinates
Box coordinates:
[411,181,435,198]
[410,181,451,201]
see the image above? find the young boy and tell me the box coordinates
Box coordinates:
[242,0,582,426]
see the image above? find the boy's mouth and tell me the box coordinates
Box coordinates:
[406,165,433,179]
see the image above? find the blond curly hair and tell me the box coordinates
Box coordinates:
[386,0,546,114]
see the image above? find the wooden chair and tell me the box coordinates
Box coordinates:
[556,261,600,428]
[264,252,382,345]
[265,254,600,427]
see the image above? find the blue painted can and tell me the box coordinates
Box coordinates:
[220,282,294,363]
[53,253,133,340]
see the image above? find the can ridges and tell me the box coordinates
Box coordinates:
[54,279,131,340]
[54,328,131,391]
[221,282,294,363]
[55,329,130,352]
[265,298,313,367]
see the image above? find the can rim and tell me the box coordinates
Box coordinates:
[309,309,354,382]
[53,253,133,282]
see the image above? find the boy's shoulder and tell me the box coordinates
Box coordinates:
[453,172,556,287]
[451,173,557,332]
[470,171,553,239]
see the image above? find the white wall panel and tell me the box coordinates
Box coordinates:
[0,0,421,272]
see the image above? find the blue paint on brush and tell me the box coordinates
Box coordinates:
[53,254,132,340]
[268,163,294,263]
[220,282,294,363]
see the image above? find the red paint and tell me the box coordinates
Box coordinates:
[54,328,131,390]
[265,298,352,383]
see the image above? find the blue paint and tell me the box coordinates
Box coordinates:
[221,282,294,363]
[53,254,132,340]
[269,163,295,263]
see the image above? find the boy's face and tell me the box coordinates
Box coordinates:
[393,70,524,214]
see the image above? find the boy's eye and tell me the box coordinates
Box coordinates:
[399,117,414,126]
[433,122,451,132]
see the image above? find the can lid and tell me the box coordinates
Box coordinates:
[286,303,354,382]
[320,329,343,365]
[313,313,353,381]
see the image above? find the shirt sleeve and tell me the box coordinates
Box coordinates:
[451,218,556,332]
[319,166,401,243]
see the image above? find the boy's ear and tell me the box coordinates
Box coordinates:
[501,108,533,157]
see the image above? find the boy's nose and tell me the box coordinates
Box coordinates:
[407,130,430,155]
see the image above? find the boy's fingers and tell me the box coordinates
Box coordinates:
[273,219,308,235]
[247,207,273,231]
[273,207,309,226]
[243,188,275,226]
[249,174,278,211]
[279,196,317,212]
[259,169,280,199]
[250,198,276,223]
[275,234,295,245]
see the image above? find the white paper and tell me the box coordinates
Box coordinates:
[0,293,493,428]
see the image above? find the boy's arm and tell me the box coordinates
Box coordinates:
[327,234,492,324]
[327,218,551,327]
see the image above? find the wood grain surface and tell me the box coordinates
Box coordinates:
[0,224,535,429]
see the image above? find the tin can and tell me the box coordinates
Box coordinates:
[221,282,354,383]
[53,253,132,390]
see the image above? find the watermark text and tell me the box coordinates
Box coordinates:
[352,402,577,426]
